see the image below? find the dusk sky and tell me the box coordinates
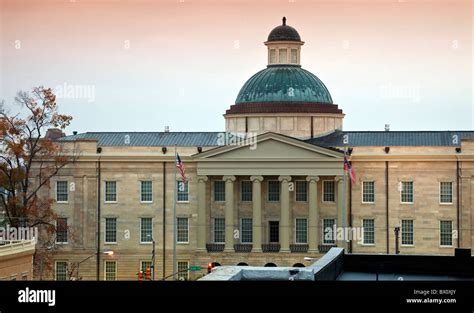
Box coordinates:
[0,0,472,134]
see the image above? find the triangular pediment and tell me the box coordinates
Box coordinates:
[194,132,343,161]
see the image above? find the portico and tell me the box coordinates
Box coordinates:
[194,132,346,255]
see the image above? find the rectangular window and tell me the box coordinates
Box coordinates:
[140,218,153,243]
[105,181,117,202]
[214,181,225,202]
[269,221,279,243]
[177,261,189,281]
[177,181,189,202]
[240,218,253,243]
[291,49,298,63]
[213,218,225,243]
[269,49,276,64]
[362,219,375,245]
[440,182,453,204]
[105,218,117,243]
[362,181,375,203]
[56,218,68,243]
[400,181,414,203]
[295,218,308,244]
[440,220,453,246]
[279,49,287,64]
[140,181,153,202]
[241,181,252,202]
[104,261,116,281]
[295,181,308,202]
[323,181,335,202]
[177,217,189,243]
[401,220,414,246]
[322,218,336,245]
[268,181,280,202]
[140,261,152,273]
[56,181,68,202]
[55,261,68,281]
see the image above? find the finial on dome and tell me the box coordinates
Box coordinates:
[282,16,286,26]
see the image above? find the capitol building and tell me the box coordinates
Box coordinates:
[47,18,474,280]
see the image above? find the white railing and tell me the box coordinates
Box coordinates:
[0,239,36,256]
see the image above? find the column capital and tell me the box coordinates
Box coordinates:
[197,175,208,183]
[278,175,292,183]
[250,175,264,182]
[306,176,320,183]
[222,175,236,182]
[334,175,344,183]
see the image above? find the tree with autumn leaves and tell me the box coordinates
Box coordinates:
[0,86,76,279]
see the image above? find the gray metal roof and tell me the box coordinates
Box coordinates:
[59,130,474,147]
[307,130,474,147]
[59,132,224,147]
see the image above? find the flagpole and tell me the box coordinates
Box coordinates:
[172,145,177,280]
[343,146,348,250]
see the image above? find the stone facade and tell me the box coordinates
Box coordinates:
[0,240,35,281]
[39,133,474,281]
[224,113,344,138]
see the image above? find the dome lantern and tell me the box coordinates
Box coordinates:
[265,17,304,66]
[224,17,344,139]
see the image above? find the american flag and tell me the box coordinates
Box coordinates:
[344,154,356,185]
[176,153,187,182]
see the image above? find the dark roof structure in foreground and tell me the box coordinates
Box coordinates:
[60,130,474,148]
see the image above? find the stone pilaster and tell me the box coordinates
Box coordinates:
[335,176,347,250]
[196,176,208,251]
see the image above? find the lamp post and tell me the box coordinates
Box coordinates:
[394,226,400,255]
[76,250,114,280]
[146,234,156,280]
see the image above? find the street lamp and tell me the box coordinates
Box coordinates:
[76,250,114,280]
[146,234,156,281]
[394,227,400,255]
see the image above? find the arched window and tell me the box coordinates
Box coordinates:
[264,263,277,267]
[292,263,305,268]
[237,262,248,266]
[212,262,221,267]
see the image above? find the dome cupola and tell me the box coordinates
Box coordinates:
[264,17,304,66]
[224,17,344,139]
[267,17,301,42]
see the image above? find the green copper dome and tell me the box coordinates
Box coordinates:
[235,65,333,104]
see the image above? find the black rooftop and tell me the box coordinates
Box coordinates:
[267,17,301,42]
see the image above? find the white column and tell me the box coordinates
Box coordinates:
[250,176,264,252]
[306,176,320,252]
[279,175,292,252]
[223,175,236,251]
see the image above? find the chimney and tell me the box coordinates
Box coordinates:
[45,128,65,139]
[164,126,170,133]
[73,131,78,135]
[384,124,390,132]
